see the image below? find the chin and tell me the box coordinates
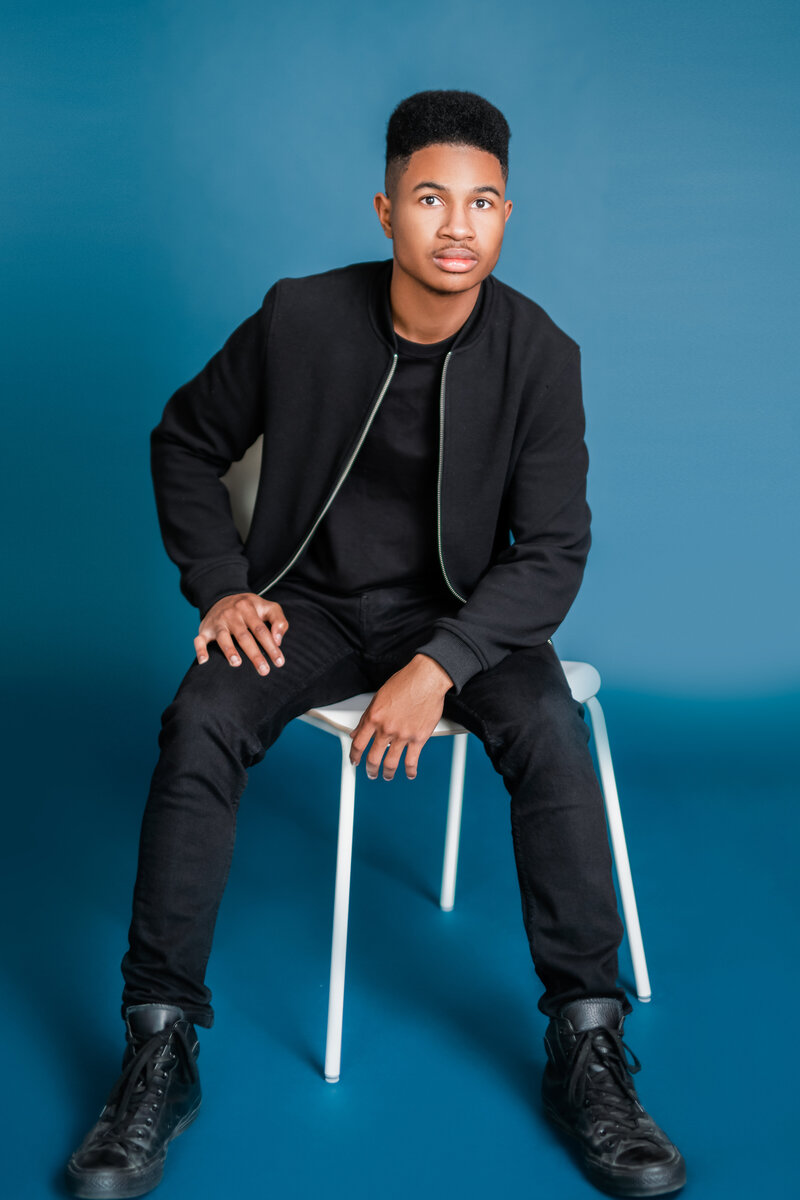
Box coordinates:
[424,267,484,295]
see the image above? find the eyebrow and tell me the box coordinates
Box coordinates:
[412,180,502,198]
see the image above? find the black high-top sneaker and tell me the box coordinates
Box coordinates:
[542,999,686,1197]
[65,1003,202,1198]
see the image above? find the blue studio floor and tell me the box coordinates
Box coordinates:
[2,681,797,1199]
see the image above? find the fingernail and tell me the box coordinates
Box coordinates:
[276,656,284,666]
[231,655,240,665]
[274,633,282,645]
[259,663,268,675]
[198,655,208,665]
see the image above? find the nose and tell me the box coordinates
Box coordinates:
[438,203,475,242]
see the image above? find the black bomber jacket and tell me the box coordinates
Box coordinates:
[150,258,591,694]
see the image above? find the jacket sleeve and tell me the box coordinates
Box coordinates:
[414,347,591,693]
[150,285,279,616]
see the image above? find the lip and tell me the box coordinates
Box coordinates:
[433,249,478,273]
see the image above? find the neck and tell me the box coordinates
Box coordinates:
[389,260,482,343]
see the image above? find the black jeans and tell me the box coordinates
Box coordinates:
[121,578,629,1028]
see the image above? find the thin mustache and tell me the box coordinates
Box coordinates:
[433,245,478,258]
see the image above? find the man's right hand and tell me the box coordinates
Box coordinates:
[194,593,289,676]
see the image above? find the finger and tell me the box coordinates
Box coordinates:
[247,613,285,668]
[381,741,405,782]
[260,601,289,646]
[215,628,242,667]
[365,737,393,780]
[404,743,422,781]
[229,623,271,676]
[349,720,375,767]
[193,634,209,665]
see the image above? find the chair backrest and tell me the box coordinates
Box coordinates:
[220,435,264,542]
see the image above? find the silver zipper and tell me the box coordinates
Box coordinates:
[437,351,466,603]
[257,354,399,596]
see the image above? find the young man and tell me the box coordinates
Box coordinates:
[65,90,686,1198]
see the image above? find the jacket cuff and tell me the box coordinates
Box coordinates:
[414,628,485,695]
[188,562,252,618]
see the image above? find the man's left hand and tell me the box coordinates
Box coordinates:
[349,654,454,781]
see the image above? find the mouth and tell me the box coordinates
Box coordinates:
[432,249,478,273]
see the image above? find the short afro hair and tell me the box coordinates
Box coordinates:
[385,89,510,194]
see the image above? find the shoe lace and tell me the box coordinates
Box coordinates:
[566,1026,643,1133]
[102,1023,198,1142]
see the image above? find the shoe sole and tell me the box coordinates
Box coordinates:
[543,1103,687,1198]
[64,1101,202,1199]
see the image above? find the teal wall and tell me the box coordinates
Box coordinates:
[3,0,798,696]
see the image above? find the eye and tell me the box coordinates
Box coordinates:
[473,197,492,209]
[420,194,444,207]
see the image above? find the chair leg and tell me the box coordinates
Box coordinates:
[324,736,357,1082]
[584,696,652,1003]
[440,732,468,911]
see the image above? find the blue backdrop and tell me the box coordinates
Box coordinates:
[2,4,797,1199]
[3,0,798,697]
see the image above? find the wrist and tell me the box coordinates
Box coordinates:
[411,653,454,694]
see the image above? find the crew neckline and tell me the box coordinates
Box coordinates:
[393,278,486,359]
[394,328,460,359]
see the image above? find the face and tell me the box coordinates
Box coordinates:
[374,142,512,295]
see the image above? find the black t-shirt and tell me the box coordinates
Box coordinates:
[286,327,459,597]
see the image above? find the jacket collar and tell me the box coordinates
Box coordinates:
[367,258,494,354]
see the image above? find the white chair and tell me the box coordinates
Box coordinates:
[301,669,651,1083]
[220,438,651,1084]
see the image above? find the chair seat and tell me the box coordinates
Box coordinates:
[561,660,602,705]
[299,660,601,737]
[300,694,466,737]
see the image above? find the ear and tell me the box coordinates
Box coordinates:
[373,192,393,240]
